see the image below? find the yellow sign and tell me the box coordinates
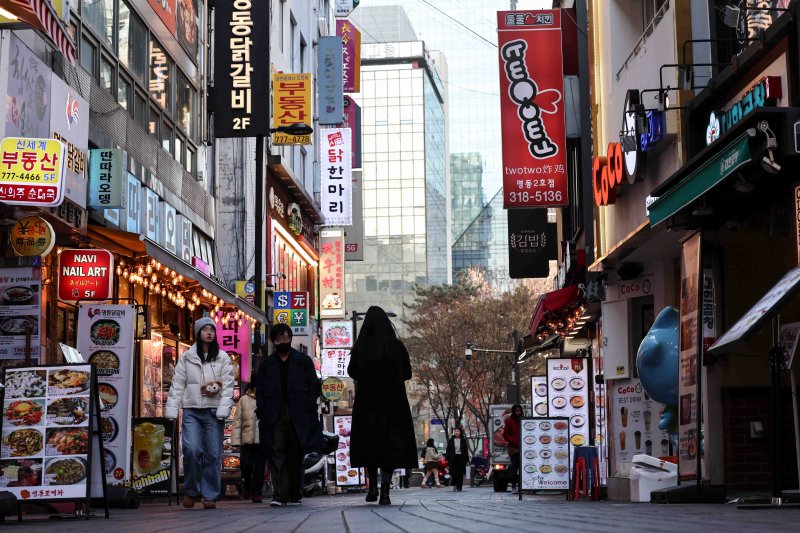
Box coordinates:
[272,73,312,145]
[274,309,291,325]
[0,137,66,206]
[321,377,346,402]
[10,216,56,257]
[0,0,69,24]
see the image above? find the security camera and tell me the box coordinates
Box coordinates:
[761,155,781,174]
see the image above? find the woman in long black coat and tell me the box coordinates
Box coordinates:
[347,306,418,505]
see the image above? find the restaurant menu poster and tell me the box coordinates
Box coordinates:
[546,358,590,473]
[520,417,570,491]
[222,403,241,475]
[77,304,136,483]
[531,376,547,417]
[1,365,94,500]
[333,415,363,486]
[0,266,42,362]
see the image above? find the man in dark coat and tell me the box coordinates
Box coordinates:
[348,306,418,505]
[256,324,322,506]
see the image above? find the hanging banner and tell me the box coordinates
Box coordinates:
[50,76,89,208]
[345,170,364,261]
[318,37,344,125]
[272,73,312,145]
[507,209,556,279]
[273,292,309,336]
[319,229,346,318]
[320,129,353,226]
[88,149,125,209]
[9,216,56,257]
[77,304,136,483]
[678,232,704,480]
[57,249,114,304]
[497,11,568,208]
[322,321,354,348]
[0,265,42,363]
[342,97,361,168]
[213,0,268,137]
[337,20,361,93]
[128,418,176,496]
[0,138,66,207]
[215,312,251,381]
[321,349,350,379]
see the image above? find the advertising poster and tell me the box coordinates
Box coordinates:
[273,291,309,336]
[0,266,42,363]
[1,365,94,500]
[320,229,346,318]
[333,415,362,486]
[497,11,568,208]
[321,349,350,379]
[77,304,135,483]
[322,321,354,348]
[147,0,177,35]
[531,376,548,416]
[609,378,671,475]
[320,129,353,226]
[490,404,532,464]
[176,0,199,59]
[546,358,590,474]
[140,333,164,418]
[128,418,175,496]
[520,417,570,491]
[272,73,312,145]
[5,34,52,139]
[0,137,66,207]
[57,248,114,304]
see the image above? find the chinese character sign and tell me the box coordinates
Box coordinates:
[497,11,568,208]
[320,129,352,225]
[320,229,346,319]
[273,73,312,145]
[0,137,66,206]
[337,20,361,93]
[215,312,252,380]
[273,291,309,336]
[88,148,124,208]
[321,348,350,379]
[9,216,56,257]
[213,0,268,137]
[318,37,344,125]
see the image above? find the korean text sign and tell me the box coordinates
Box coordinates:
[88,149,124,209]
[273,73,312,145]
[497,11,568,208]
[58,249,114,304]
[318,37,344,125]
[213,0,268,137]
[319,229,346,318]
[273,292,309,336]
[320,129,352,225]
[322,349,350,379]
[215,313,251,380]
[0,138,66,206]
[337,20,361,93]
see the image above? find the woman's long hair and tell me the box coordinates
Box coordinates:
[199,335,220,362]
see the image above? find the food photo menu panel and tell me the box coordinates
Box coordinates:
[531,376,548,417]
[0,366,93,500]
[333,415,363,487]
[520,417,570,491]
[546,358,591,472]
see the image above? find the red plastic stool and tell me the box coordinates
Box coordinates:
[591,457,601,500]
[571,457,588,501]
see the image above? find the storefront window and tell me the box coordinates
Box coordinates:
[162,120,173,153]
[176,72,195,137]
[149,38,173,113]
[100,57,113,93]
[81,0,114,48]
[80,37,96,76]
[274,234,310,293]
[149,104,160,138]
[119,1,147,84]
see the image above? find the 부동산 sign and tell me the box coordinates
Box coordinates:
[0,138,66,207]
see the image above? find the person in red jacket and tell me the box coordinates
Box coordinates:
[502,404,523,494]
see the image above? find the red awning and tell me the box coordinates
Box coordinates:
[3,0,76,65]
[529,285,583,339]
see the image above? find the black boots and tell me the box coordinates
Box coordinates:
[366,485,379,502]
[379,481,391,505]
[366,469,378,502]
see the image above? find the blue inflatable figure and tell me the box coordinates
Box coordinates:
[636,307,679,438]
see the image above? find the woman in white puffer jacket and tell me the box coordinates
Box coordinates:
[166,316,235,509]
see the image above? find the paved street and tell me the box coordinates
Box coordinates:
[6,487,800,532]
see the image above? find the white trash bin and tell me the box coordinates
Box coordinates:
[629,454,678,502]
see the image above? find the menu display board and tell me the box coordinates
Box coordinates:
[0,266,42,363]
[546,358,591,471]
[128,418,175,497]
[609,378,670,473]
[531,376,548,416]
[333,415,362,486]
[520,417,570,491]
[76,304,135,483]
[0,365,98,500]
[222,403,241,475]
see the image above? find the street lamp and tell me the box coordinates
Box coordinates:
[463,330,525,405]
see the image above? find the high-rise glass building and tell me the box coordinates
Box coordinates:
[345,7,450,333]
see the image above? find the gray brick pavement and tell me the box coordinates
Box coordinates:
[6,487,800,532]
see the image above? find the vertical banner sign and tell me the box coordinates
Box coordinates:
[77,304,136,483]
[213,0,268,137]
[794,183,800,266]
[334,415,363,486]
[319,229,346,318]
[0,265,42,363]
[57,249,114,304]
[0,138,66,207]
[321,348,350,378]
[321,129,353,225]
[497,11,568,208]
[273,292,309,336]
[50,76,89,208]
[215,313,252,380]
[342,97,362,168]
[318,37,344,125]
[678,232,703,480]
[337,20,361,93]
[345,170,364,261]
[507,209,556,278]
[272,73,313,145]
[88,149,125,209]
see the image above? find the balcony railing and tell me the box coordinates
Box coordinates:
[616,1,671,81]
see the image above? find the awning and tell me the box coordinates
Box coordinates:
[2,0,76,64]
[529,285,584,340]
[648,131,753,227]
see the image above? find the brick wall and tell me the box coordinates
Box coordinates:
[722,387,799,491]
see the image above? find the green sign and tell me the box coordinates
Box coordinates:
[88,148,125,208]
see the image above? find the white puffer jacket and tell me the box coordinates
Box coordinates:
[165,343,235,419]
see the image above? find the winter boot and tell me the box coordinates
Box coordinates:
[379,482,391,505]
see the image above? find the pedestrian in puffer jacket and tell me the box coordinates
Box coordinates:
[231,383,266,503]
[166,316,235,509]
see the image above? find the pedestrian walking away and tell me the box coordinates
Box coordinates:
[420,439,444,488]
[256,324,322,507]
[347,306,418,505]
[446,427,468,491]
[231,381,266,503]
[166,317,236,510]
[503,404,523,494]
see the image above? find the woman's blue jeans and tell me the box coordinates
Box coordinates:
[182,408,224,501]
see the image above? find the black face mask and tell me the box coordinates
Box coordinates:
[275,342,292,354]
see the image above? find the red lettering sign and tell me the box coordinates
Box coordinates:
[58,248,114,303]
[592,142,624,206]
